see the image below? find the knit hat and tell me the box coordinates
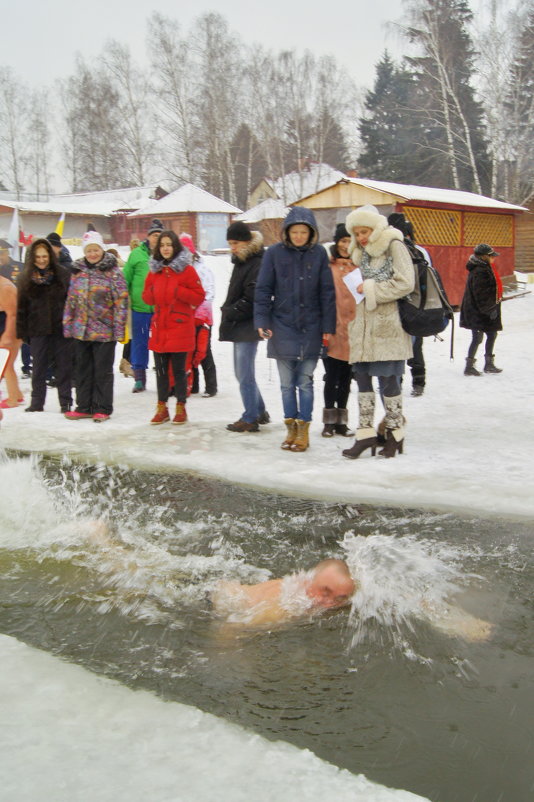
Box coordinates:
[46,232,62,247]
[82,230,105,252]
[474,243,499,257]
[226,221,252,242]
[179,232,196,254]
[333,223,350,243]
[147,218,164,236]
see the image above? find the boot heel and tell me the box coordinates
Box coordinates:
[398,441,404,455]
[371,445,376,456]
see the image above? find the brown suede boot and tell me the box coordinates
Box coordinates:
[172,401,187,425]
[291,420,310,452]
[151,402,170,425]
[281,418,297,450]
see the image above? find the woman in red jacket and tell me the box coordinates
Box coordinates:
[142,230,205,425]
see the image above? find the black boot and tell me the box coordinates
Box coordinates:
[334,408,354,437]
[378,429,404,458]
[464,358,482,376]
[484,354,502,374]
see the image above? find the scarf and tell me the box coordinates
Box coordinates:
[492,265,503,301]
[360,249,394,282]
[31,267,55,285]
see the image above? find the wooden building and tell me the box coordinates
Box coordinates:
[127,184,242,253]
[295,177,526,305]
[515,195,534,274]
[233,198,290,246]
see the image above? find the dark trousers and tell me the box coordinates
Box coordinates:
[155,351,187,404]
[467,330,497,359]
[322,356,352,408]
[407,336,425,388]
[21,342,32,373]
[353,369,401,398]
[192,325,217,394]
[30,334,73,409]
[73,339,116,415]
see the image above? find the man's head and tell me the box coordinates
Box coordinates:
[46,232,62,259]
[147,219,164,252]
[306,559,356,609]
[227,220,252,258]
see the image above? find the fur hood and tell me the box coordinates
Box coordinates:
[232,230,264,263]
[345,204,403,262]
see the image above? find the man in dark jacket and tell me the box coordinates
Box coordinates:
[254,207,336,452]
[46,232,74,272]
[220,221,268,433]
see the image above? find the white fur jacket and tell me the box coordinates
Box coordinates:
[347,228,415,363]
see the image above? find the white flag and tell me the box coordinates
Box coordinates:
[8,206,20,260]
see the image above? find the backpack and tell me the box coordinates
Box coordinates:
[397,240,454,339]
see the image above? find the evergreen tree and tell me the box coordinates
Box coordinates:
[404,0,490,192]
[358,52,417,181]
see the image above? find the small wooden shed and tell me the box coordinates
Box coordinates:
[127,184,242,253]
[515,195,534,274]
[295,177,526,305]
[233,198,290,246]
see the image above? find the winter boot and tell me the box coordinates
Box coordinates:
[172,401,187,425]
[132,368,146,393]
[291,420,311,452]
[484,354,502,374]
[321,408,337,437]
[281,418,297,450]
[378,395,404,458]
[342,392,376,459]
[119,358,134,378]
[150,402,170,425]
[464,358,482,376]
[334,408,354,437]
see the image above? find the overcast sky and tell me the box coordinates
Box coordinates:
[2,0,412,91]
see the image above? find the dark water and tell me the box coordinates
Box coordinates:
[0,451,533,802]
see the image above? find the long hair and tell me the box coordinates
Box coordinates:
[19,238,59,294]
[153,230,183,262]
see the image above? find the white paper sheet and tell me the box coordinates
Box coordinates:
[342,268,365,303]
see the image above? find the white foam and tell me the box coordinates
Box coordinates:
[0,635,429,802]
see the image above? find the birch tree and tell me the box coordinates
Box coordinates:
[0,67,27,198]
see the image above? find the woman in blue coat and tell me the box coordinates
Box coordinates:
[254,207,336,452]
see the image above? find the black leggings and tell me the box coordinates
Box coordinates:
[154,351,187,403]
[322,356,352,408]
[467,330,497,359]
[353,368,401,398]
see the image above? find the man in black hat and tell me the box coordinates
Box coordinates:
[46,232,73,272]
[220,221,269,432]
[122,218,164,392]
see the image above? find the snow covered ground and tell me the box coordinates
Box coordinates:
[1,255,533,519]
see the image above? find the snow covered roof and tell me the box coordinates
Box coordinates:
[302,177,526,212]
[129,183,242,217]
[234,198,290,223]
[0,186,163,217]
[272,164,346,205]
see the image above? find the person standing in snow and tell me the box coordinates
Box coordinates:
[179,233,217,398]
[142,230,205,426]
[16,238,72,413]
[342,205,414,460]
[321,223,357,438]
[122,219,163,392]
[460,243,503,376]
[0,274,24,409]
[220,221,268,433]
[254,207,336,452]
[62,231,128,422]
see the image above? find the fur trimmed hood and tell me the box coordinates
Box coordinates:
[345,204,403,261]
[232,230,264,263]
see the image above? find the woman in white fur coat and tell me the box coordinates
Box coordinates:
[342,205,414,459]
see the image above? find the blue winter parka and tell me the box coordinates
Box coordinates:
[254,207,336,360]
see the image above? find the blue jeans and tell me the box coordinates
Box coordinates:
[276,358,318,422]
[233,341,265,423]
[131,310,153,370]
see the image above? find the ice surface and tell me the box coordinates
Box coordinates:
[0,635,429,802]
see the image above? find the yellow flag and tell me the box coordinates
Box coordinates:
[55,212,66,237]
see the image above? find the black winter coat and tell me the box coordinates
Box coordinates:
[219,232,264,343]
[16,266,71,341]
[460,256,502,333]
[254,206,336,360]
